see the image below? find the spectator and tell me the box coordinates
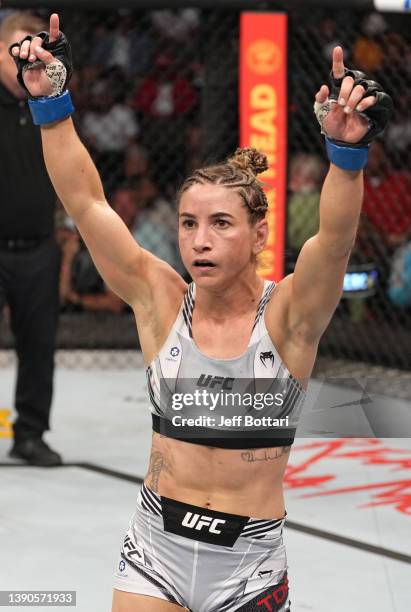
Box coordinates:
[186,124,202,174]
[151,9,200,43]
[68,65,100,114]
[60,232,126,314]
[388,235,411,309]
[385,92,411,160]
[0,12,61,466]
[363,141,411,249]
[89,22,112,69]
[90,15,155,79]
[132,175,183,274]
[81,78,139,194]
[382,32,410,74]
[318,18,343,63]
[112,183,139,229]
[106,14,134,73]
[60,186,138,314]
[60,176,185,310]
[351,12,386,73]
[133,51,196,193]
[134,51,196,119]
[287,153,326,252]
[123,143,149,182]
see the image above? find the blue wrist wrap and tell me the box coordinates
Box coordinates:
[325,138,369,171]
[28,90,75,126]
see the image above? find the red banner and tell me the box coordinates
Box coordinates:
[240,13,288,281]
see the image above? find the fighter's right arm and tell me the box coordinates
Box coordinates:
[40,116,156,308]
[11,14,183,310]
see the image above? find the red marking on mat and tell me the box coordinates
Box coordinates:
[285,439,411,515]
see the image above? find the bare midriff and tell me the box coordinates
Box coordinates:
[140,278,316,522]
[143,432,290,520]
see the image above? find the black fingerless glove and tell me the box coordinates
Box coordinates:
[9,31,73,99]
[329,68,393,147]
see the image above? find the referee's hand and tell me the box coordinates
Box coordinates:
[11,13,60,98]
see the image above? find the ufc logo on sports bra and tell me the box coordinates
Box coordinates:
[181,512,226,534]
[197,374,234,390]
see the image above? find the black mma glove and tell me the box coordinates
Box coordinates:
[9,30,73,99]
[328,68,393,147]
[314,66,393,170]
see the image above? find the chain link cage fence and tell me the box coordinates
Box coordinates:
[0,2,410,374]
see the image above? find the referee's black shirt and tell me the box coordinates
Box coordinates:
[0,81,56,240]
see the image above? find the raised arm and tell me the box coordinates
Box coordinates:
[10,14,182,309]
[40,116,148,307]
[287,46,392,343]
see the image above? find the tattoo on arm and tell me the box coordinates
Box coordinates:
[240,447,291,463]
[146,449,172,492]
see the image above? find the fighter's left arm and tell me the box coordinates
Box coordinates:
[287,46,393,344]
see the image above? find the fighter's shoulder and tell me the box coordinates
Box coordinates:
[266,274,293,309]
[264,275,293,338]
[131,254,187,362]
[133,250,187,315]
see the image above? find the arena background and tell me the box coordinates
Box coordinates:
[0,0,410,385]
[1,3,411,611]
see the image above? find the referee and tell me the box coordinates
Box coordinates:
[0,12,61,466]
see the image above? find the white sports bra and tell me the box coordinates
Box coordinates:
[147,281,305,449]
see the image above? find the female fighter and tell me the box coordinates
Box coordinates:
[11,13,392,612]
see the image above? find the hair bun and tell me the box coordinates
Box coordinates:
[228,147,269,176]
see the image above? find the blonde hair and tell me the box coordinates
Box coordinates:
[0,12,46,43]
[178,147,269,225]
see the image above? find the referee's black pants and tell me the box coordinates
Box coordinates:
[0,237,61,442]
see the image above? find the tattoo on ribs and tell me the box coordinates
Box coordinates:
[147,449,172,492]
[240,447,291,463]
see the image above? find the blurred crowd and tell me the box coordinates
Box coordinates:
[288,11,411,321]
[56,9,201,314]
[63,10,411,320]
[2,8,410,320]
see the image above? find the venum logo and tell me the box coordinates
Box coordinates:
[181,512,226,534]
[197,374,234,390]
[260,351,275,368]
